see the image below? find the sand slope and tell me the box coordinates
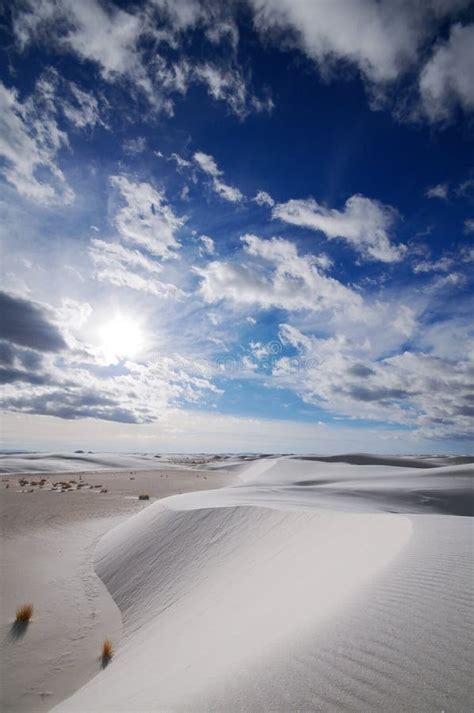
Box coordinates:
[55,455,473,712]
[0,467,227,712]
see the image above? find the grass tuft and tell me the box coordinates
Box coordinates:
[16,603,33,622]
[101,638,113,660]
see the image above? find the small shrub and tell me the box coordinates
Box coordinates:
[102,639,113,659]
[138,494,150,500]
[16,603,33,622]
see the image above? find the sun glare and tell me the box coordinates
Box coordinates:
[100,315,143,362]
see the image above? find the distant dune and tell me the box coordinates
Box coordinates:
[0,451,220,474]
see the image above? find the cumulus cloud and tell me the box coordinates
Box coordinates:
[193,150,244,203]
[273,194,405,262]
[0,291,67,352]
[420,23,474,122]
[250,0,472,121]
[464,219,474,234]
[110,175,183,258]
[273,320,474,441]
[195,233,359,312]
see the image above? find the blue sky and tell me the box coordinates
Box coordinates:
[1,0,473,453]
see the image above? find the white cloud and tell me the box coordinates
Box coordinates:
[13,0,269,118]
[251,0,469,83]
[194,63,272,118]
[463,219,474,234]
[273,194,405,263]
[61,81,104,129]
[272,319,474,441]
[427,271,465,293]
[122,136,147,155]
[170,152,192,169]
[1,408,422,454]
[0,81,73,204]
[254,190,275,207]
[89,239,183,298]
[195,234,359,313]
[425,183,449,199]
[412,256,454,273]
[213,180,244,203]
[34,69,105,130]
[194,151,220,177]
[199,235,216,255]
[193,150,244,203]
[420,23,474,122]
[90,239,162,274]
[250,1,473,122]
[15,0,158,103]
[110,175,183,258]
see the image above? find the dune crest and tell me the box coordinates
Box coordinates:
[55,457,418,712]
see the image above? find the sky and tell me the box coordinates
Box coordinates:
[0,0,473,454]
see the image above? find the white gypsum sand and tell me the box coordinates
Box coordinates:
[45,453,473,712]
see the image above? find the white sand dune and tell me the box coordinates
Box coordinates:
[0,451,222,474]
[54,455,473,712]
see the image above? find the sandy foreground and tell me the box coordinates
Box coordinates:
[0,464,227,713]
[1,453,473,712]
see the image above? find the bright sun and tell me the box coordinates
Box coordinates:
[100,315,143,362]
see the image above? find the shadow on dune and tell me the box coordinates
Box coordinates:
[293,485,474,516]
[360,488,474,516]
[9,619,29,640]
[296,454,437,468]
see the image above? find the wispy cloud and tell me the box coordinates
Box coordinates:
[425,183,449,200]
[194,150,244,203]
[0,81,73,204]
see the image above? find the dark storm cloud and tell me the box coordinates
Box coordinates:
[3,389,149,423]
[0,291,67,352]
[347,385,415,402]
[347,364,376,378]
[456,405,474,417]
[0,368,50,385]
[0,341,15,365]
[19,349,44,370]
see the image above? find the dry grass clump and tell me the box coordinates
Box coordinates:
[16,603,33,622]
[101,638,113,659]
